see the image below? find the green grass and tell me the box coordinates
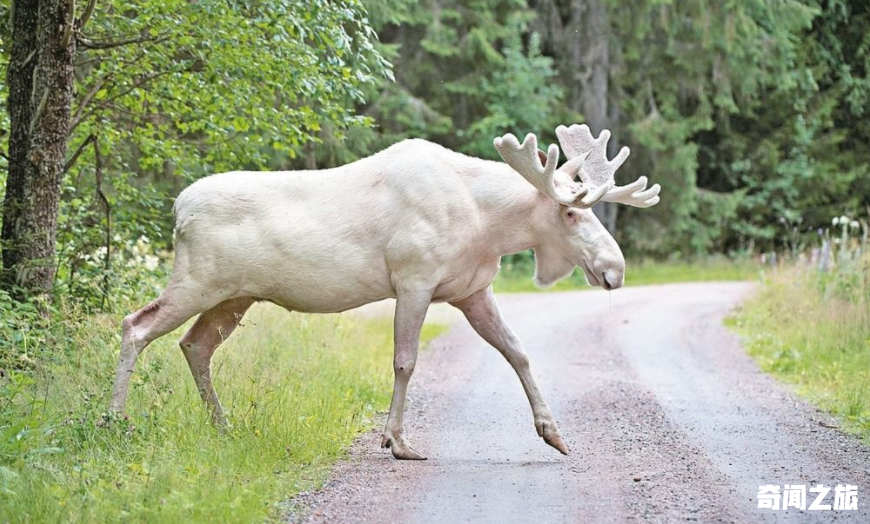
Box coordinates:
[493,256,760,293]
[0,303,445,523]
[728,263,870,441]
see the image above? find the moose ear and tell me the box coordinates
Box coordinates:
[537,149,549,167]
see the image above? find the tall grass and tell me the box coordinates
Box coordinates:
[493,255,760,293]
[0,302,444,523]
[729,229,870,441]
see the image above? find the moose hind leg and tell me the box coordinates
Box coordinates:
[110,284,216,414]
[178,297,254,426]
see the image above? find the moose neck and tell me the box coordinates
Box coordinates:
[475,163,554,259]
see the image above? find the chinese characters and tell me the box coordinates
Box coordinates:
[758,484,857,511]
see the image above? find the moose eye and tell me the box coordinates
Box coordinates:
[566,210,575,218]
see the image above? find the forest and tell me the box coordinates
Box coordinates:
[0,0,868,308]
[0,1,868,523]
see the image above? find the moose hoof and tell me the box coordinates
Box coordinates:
[536,418,569,455]
[544,433,570,455]
[381,434,427,460]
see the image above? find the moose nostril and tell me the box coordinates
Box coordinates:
[602,269,623,290]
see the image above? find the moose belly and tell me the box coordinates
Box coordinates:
[240,258,397,314]
[253,258,498,312]
[264,289,394,314]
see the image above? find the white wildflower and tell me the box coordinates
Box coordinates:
[143,254,160,271]
[850,220,860,229]
[832,217,840,226]
[135,238,148,256]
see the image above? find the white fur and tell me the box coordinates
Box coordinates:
[111,129,653,460]
[171,138,623,310]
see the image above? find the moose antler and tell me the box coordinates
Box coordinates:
[493,133,610,207]
[555,124,660,208]
[494,126,660,208]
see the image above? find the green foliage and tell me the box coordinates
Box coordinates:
[458,32,565,158]
[0,0,867,309]
[3,0,865,307]
[75,0,389,174]
[0,291,51,375]
[0,299,445,523]
[687,0,870,255]
[343,0,567,160]
[54,174,170,311]
[0,0,393,308]
[1,1,869,518]
[611,0,820,255]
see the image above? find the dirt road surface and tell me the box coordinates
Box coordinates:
[288,282,870,523]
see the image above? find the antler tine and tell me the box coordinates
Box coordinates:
[555,124,659,209]
[601,176,661,208]
[494,132,588,206]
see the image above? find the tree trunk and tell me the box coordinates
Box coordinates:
[601,100,620,233]
[577,0,608,132]
[2,0,40,293]
[531,0,619,233]
[1,0,76,298]
[576,0,617,233]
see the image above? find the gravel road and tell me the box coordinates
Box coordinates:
[288,282,870,523]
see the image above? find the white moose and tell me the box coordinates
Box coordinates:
[110,124,660,460]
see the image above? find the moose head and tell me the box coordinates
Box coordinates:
[494,124,661,290]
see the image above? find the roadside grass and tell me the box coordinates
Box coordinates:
[493,255,760,293]
[0,302,445,524]
[727,259,870,442]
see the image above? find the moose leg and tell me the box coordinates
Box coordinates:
[110,284,216,414]
[381,290,431,460]
[451,286,569,455]
[178,297,255,426]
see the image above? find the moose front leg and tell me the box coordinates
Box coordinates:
[381,289,432,460]
[452,286,568,455]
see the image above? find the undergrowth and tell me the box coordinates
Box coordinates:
[728,246,869,442]
[0,299,444,523]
